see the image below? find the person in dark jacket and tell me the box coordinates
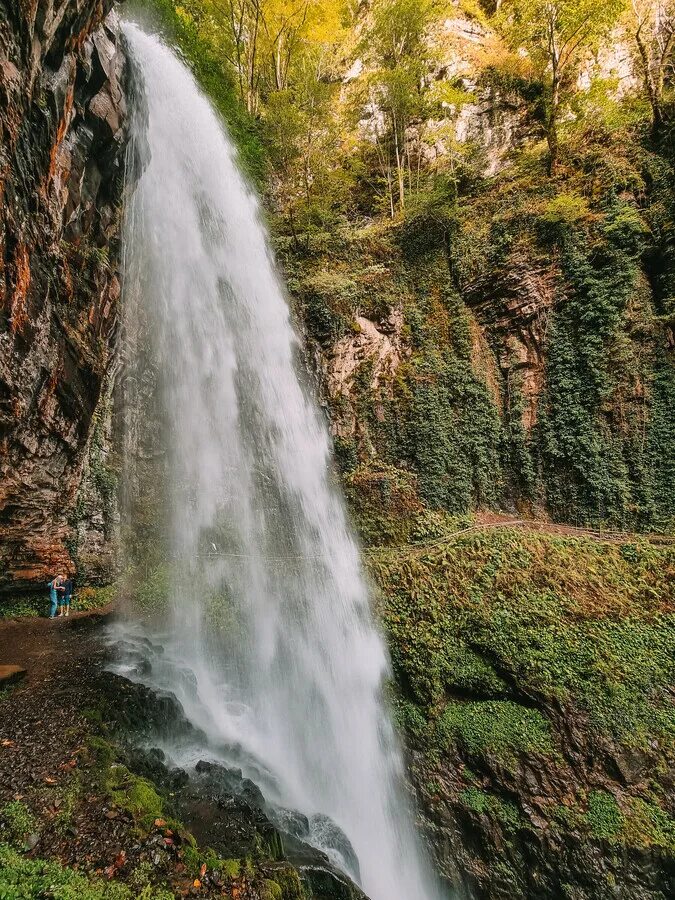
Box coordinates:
[59,576,74,617]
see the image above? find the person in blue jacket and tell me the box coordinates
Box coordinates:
[47,574,65,618]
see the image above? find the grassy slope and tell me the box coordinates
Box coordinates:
[365,525,675,874]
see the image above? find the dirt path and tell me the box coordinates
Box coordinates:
[0,604,115,678]
[365,513,675,556]
[0,610,114,804]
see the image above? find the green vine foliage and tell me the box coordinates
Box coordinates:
[321,159,675,531]
[137,0,675,534]
[341,274,506,515]
[536,197,673,528]
[404,347,503,511]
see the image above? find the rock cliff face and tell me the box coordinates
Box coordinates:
[0,0,127,594]
[463,256,559,432]
[413,712,675,900]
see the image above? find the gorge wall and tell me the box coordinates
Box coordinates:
[2,0,674,597]
[0,0,128,595]
[271,8,675,536]
[0,2,673,899]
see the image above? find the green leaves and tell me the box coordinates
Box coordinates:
[436,700,554,761]
[373,527,675,752]
[367,0,432,69]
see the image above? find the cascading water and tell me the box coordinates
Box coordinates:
[118,22,444,900]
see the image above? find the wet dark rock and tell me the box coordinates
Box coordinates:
[299,865,368,900]
[308,814,360,884]
[100,671,370,899]
[272,806,311,840]
[101,670,204,746]
[194,759,267,810]
[0,1,129,595]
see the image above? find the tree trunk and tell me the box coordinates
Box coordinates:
[651,95,664,132]
[547,78,560,176]
[393,130,405,211]
[634,22,668,135]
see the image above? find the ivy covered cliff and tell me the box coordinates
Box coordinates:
[142,0,675,533]
[1,1,675,900]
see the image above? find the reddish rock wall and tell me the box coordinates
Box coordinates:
[0,0,127,594]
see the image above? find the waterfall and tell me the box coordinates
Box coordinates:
[118,22,443,900]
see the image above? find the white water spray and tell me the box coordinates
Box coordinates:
[120,23,443,900]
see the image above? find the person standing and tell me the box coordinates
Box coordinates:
[60,576,74,617]
[47,575,64,618]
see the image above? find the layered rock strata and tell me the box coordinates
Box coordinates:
[0,0,127,594]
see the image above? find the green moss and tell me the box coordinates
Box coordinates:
[109,770,163,831]
[460,788,524,834]
[403,341,503,513]
[262,881,284,900]
[538,192,590,234]
[572,792,675,851]
[459,786,490,813]
[392,697,428,741]
[86,735,117,770]
[437,700,553,763]
[86,738,167,835]
[444,642,508,696]
[585,791,624,842]
[0,802,37,847]
[622,798,675,851]
[272,867,305,900]
[344,465,425,547]
[220,857,241,877]
[182,845,243,880]
[128,861,155,892]
[552,802,585,832]
[0,843,174,899]
[372,529,675,749]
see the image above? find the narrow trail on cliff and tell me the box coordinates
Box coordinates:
[114,22,445,900]
[365,516,675,558]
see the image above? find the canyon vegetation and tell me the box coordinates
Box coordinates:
[1,0,674,898]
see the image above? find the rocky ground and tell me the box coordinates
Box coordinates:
[0,612,364,900]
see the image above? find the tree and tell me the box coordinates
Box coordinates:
[502,0,625,174]
[177,0,346,115]
[363,0,431,216]
[629,0,675,132]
